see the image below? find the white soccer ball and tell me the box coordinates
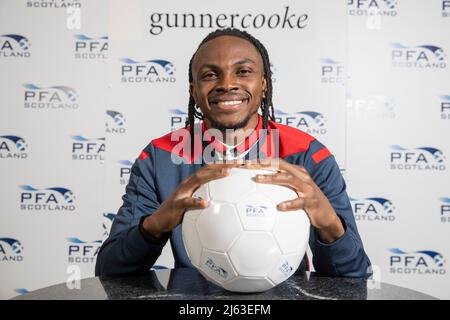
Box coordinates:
[182,167,311,293]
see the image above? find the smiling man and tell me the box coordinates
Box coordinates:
[95,28,371,278]
[190,35,265,132]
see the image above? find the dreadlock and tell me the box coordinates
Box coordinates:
[186,28,275,140]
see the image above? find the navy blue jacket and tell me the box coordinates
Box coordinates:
[95,116,371,277]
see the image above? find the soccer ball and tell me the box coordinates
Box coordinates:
[182,167,311,293]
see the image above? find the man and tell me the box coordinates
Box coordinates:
[95,28,371,278]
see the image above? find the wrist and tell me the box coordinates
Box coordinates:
[316,213,345,244]
[140,215,165,242]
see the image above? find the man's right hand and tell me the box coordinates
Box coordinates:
[142,163,241,240]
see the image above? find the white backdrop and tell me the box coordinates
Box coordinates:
[0,0,449,300]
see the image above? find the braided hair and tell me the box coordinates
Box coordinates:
[186,28,275,139]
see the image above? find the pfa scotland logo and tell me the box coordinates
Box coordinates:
[120,58,176,83]
[74,34,108,59]
[71,135,105,161]
[351,197,395,221]
[67,237,102,264]
[348,0,398,16]
[0,238,24,262]
[23,83,79,109]
[440,95,450,119]
[0,135,28,159]
[389,248,446,275]
[320,58,345,84]
[274,110,327,135]
[19,185,75,211]
[390,145,446,171]
[106,110,126,134]
[205,257,229,279]
[169,108,188,131]
[279,260,294,277]
[118,160,132,185]
[443,1,450,17]
[245,205,270,217]
[26,0,81,8]
[440,197,450,223]
[391,43,447,68]
[0,34,30,58]
[347,94,396,118]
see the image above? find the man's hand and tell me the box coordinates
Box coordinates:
[245,158,345,244]
[142,163,242,239]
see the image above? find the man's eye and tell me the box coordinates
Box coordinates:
[203,73,217,79]
[238,69,252,75]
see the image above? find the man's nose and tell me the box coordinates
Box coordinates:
[215,73,238,92]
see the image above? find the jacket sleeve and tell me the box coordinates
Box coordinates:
[95,143,168,276]
[292,140,371,278]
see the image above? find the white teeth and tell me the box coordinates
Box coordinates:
[217,100,243,106]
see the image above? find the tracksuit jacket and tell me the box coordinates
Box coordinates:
[95,115,371,277]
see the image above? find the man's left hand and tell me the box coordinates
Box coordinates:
[245,158,345,244]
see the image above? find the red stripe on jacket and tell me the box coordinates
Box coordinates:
[312,147,331,164]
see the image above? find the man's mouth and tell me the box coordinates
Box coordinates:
[209,98,249,110]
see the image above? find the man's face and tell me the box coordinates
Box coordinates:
[190,35,267,131]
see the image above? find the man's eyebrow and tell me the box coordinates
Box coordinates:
[198,63,219,70]
[198,59,257,70]
[235,58,257,65]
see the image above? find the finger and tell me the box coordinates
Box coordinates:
[203,162,243,170]
[242,159,283,172]
[243,163,278,172]
[254,172,303,191]
[183,166,234,191]
[277,159,312,183]
[277,197,306,211]
[175,197,209,210]
[223,158,245,165]
[180,163,241,194]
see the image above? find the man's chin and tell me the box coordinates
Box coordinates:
[207,115,251,131]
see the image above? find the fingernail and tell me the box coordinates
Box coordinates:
[256,174,266,180]
[278,203,286,210]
